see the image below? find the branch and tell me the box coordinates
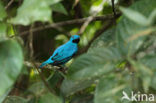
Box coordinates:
[73,0,80,8]
[20,13,120,36]
[24,61,54,70]
[5,0,14,10]
[24,61,67,76]
[29,24,34,58]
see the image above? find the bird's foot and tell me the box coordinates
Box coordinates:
[57,66,68,74]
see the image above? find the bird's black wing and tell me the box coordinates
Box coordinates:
[51,49,64,61]
[52,52,76,66]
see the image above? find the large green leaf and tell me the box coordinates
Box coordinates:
[89,28,115,50]
[120,7,149,26]
[61,64,114,96]
[94,74,132,103]
[139,55,156,69]
[0,90,10,103]
[0,40,23,98]
[61,47,121,96]
[68,47,121,76]
[61,79,94,96]
[48,71,63,88]
[0,1,7,21]
[120,7,156,26]
[51,3,68,15]
[38,92,62,103]
[139,55,156,90]
[10,0,61,25]
[116,0,156,56]
[27,82,62,103]
[68,63,115,81]
[27,82,45,96]
[129,59,153,92]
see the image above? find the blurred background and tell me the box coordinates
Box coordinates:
[0,0,156,103]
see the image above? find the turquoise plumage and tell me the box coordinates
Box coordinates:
[39,35,80,68]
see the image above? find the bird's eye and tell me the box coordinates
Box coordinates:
[72,38,80,43]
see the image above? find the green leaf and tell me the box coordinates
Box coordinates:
[120,7,149,26]
[116,0,156,56]
[28,82,45,96]
[120,7,156,26]
[70,94,93,103]
[69,63,115,81]
[48,71,63,88]
[138,55,156,90]
[3,96,27,103]
[7,25,15,37]
[68,47,121,80]
[0,1,7,21]
[139,55,156,69]
[61,47,121,96]
[51,3,68,15]
[89,28,115,50]
[10,0,61,25]
[28,81,62,103]
[148,9,156,24]
[0,40,23,98]
[94,75,131,103]
[38,92,62,103]
[0,90,10,103]
[61,78,94,96]
[151,73,156,90]
[0,22,7,41]
[129,59,153,92]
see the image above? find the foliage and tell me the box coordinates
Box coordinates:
[0,40,23,102]
[0,0,156,103]
[0,1,7,21]
[10,0,62,25]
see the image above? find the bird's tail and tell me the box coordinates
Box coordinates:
[39,61,49,68]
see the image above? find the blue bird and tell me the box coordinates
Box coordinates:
[39,35,80,68]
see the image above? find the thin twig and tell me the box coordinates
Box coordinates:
[78,0,106,35]
[5,0,14,10]
[111,0,116,17]
[78,16,94,35]
[31,61,57,95]
[111,0,117,25]
[20,14,119,36]
[77,13,121,55]
[29,24,34,58]
[73,0,79,8]
[51,26,71,37]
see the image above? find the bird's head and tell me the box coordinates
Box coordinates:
[70,35,80,44]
